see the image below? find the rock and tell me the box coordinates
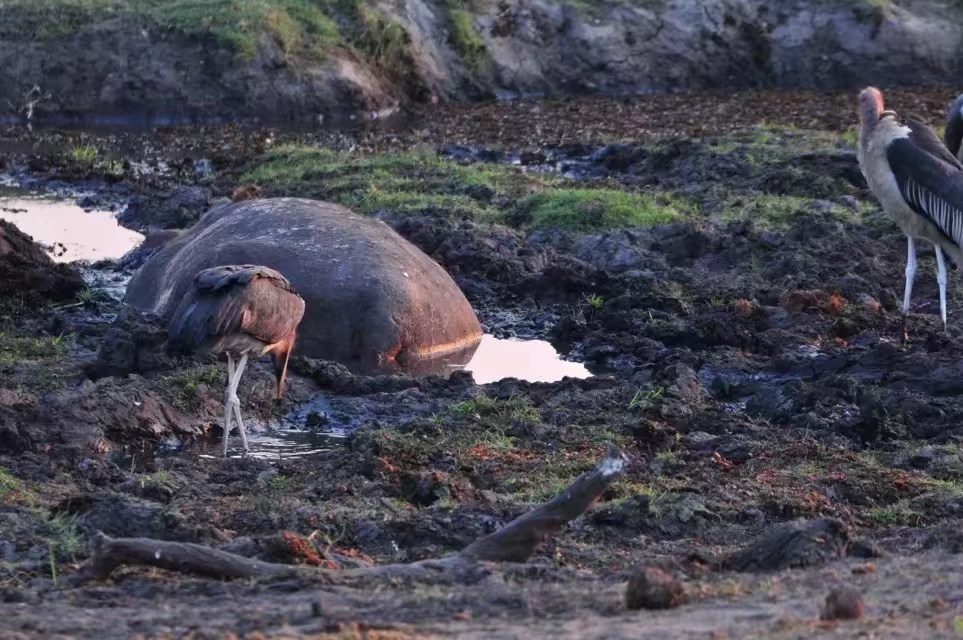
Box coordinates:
[75,494,178,539]
[119,186,213,231]
[822,587,865,621]
[909,447,934,470]
[90,306,172,378]
[304,411,328,428]
[220,536,260,558]
[4,0,962,125]
[117,229,183,270]
[32,376,201,455]
[0,220,85,313]
[807,199,834,213]
[721,518,849,572]
[124,198,483,374]
[625,565,687,610]
[837,195,860,211]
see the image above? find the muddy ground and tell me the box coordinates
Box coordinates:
[4,87,963,638]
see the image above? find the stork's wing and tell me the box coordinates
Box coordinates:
[887,135,963,250]
[904,118,963,170]
[195,264,299,296]
[945,94,963,158]
[168,265,304,353]
[229,276,306,345]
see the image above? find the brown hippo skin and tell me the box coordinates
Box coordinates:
[123,198,483,372]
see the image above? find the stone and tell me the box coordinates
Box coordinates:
[822,587,865,621]
[0,220,85,311]
[625,565,687,610]
[124,198,483,374]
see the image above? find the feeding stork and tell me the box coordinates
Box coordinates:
[856,86,963,334]
[167,265,305,456]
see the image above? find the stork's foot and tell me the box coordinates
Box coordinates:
[900,315,909,345]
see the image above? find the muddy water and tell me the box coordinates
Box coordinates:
[0,189,592,459]
[236,335,591,459]
[0,194,144,263]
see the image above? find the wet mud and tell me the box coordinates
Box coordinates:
[3,89,963,638]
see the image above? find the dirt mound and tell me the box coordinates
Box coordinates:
[0,220,84,315]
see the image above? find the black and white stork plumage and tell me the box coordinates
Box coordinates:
[944,93,963,163]
[857,86,963,334]
[167,265,305,456]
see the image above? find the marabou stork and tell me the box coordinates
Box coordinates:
[167,265,305,456]
[944,93,963,163]
[857,86,963,334]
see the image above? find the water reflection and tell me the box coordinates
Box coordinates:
[456,335,592,384]
[341,334,592,385]
[0,195,144,263]
[197,429,345,461]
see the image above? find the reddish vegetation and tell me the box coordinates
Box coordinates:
[782,289,848,316]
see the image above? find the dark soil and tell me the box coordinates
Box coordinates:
[3,88,963,638]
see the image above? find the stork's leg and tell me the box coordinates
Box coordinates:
[935,244,948,332]
[228,354,249,453]
[903,236,917,315]
[901,236,917,343]
[223,354,237,457]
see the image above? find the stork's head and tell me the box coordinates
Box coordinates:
[857,87,886,126]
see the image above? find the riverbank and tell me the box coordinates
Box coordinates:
[3,88,963,637]
[2,0,962,126]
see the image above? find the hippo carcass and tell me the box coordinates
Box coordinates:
[123,198,483,372]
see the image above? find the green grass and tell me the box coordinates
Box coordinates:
[243,145,694,232]
[0,334,68,366]
[442,1,487,70]
[161,365,224,412]
[360,391,632,505]
[516,188,684,231]
[2,0,343,58]
[718,194,860,230]
[43,515,81,561]
[69,142,99,166]
[0,468,23,503]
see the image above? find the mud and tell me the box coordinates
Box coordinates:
[4,89,963,638]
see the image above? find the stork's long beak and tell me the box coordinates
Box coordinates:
[271,339,295,401]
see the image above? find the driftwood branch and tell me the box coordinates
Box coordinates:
[69,533,304,585]
[70,447,627,585]
[461,446,628,562]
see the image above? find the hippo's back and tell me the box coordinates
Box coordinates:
[125,198,482,369]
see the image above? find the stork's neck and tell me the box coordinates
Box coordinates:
[859,104,886,151]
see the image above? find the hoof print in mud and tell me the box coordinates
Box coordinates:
[625,565,687,610]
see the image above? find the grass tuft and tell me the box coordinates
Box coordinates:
[516,188,683,232]
[0,333,68,366]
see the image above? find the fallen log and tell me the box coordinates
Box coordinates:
[70,447,628,585]
[461,446,628,562]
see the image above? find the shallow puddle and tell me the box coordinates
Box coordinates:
[203,429,345,461]
[222,336,592,459]
[0,193,143,263]
[459,334,592,384]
